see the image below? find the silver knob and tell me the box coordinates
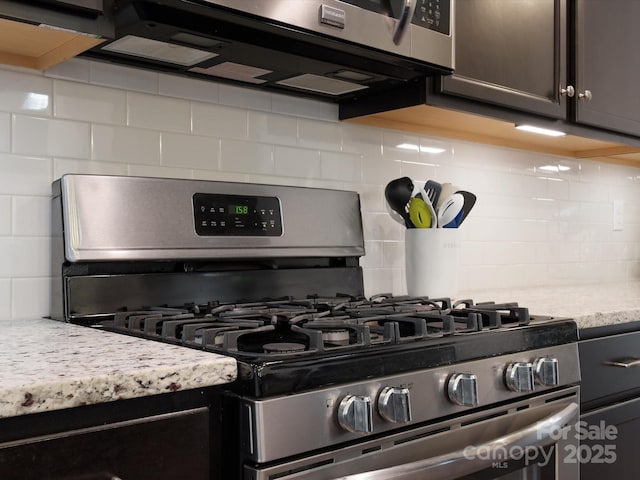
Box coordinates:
[337,395,373,434]
[578,90,593,101]
[447,373,479,407]
[534,357,559,386]
[560,85,575,97]
[505,362,534,392]
[378,387,412,424]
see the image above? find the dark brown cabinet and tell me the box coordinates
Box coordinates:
[440,0,568,119]
[579,326,640,479]
[575,0,640,136]
[438,0,640,138]
[0,408,210,480]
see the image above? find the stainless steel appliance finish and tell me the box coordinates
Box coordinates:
[53,174,364,262]
[250,389,580,480]
[83,0,453,102]
[194,0,453,66]
[50,174,580,480]
[242,343,580,463]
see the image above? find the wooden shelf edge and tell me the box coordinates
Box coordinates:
[0,18,105,71]
[346,115,581,159]
[346,108,640,168]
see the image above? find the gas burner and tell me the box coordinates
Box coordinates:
[263,342,306,354]
[321,329,350,346]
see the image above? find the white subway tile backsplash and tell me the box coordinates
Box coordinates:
[0,70,52,116]
[192,103,248,138]
[44,58,90,83]
[162,132,220,170]
[12,196,50,236]
[13,115,90,159]
[320,151,362,182]
[54,158,129,179]
[0,153,52,196]
[92,124,161,165]
[220,139,274,174]
[360,240,383,269]
[362,212,402,242]
[271,93,337,121]
[0,279,9,320]
[0,113,9,152]
[274,146,321,178]
[54,80,127,125]
[342,123,383,159]
[0,196,10,236]
[1,60,640,318]
[159,73,219,103]
[382,240,404,268]
[127,92,190,132]
[362,156,401,185]
[12,278,50,320]
[218,83,271,111]
[127,164,193,179]
[248,111,297,146]
[0,239,12,277]
[90,62,159,93]
[298,118,343,151]
[9,237,50,277]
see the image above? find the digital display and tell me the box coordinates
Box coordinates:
[193,193,282,237]
[229,205,249,215]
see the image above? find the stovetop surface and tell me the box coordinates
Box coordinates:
[93,294,578,397]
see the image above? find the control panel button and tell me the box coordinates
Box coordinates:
[533,357,559,386]
[447,373,479,407]
[378,387,411,424]
[505,362,534,392]
[337,395,373,434]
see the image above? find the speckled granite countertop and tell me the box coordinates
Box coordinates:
[0,319,237,419]
[461,281,640,330]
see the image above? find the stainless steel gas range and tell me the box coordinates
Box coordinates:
[51,174,581,480]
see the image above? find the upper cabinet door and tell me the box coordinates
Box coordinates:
[440,0,568,118]
[575,0,640,136]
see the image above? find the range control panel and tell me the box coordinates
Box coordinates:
[193,193,282,236]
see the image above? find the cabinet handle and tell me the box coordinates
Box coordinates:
[578,90,593,101]
[560,85,575,97]
[604,357,640,368]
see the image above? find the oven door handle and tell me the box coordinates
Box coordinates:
[330,401,578,480]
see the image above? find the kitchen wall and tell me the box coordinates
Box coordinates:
[0,59,639,320]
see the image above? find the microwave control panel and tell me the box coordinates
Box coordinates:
[193,193,283,236]
[341,0,450,35]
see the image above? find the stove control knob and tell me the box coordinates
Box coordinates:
[505,362,534,392]
[533,357,559,386]
[378,387,412,424]
[337,395,373,434]
[447,373,479,407]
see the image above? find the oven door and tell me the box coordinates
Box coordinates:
[245,388,579,480]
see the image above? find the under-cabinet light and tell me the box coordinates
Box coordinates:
[515,124,566,137]
[397,143,446,154]
[538,165,571,173]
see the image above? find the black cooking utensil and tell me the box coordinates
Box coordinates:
[384,177,415,228]
[456,190,477,226]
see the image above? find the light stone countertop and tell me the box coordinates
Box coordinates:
[0,319,237,419]
[461,281,640,330]
[2,282,638,419]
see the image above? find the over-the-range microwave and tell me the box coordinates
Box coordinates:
[84,0,454,102]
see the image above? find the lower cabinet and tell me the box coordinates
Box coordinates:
[0,394,215,480]
[579,326,640,479]
[580,398,640,480]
